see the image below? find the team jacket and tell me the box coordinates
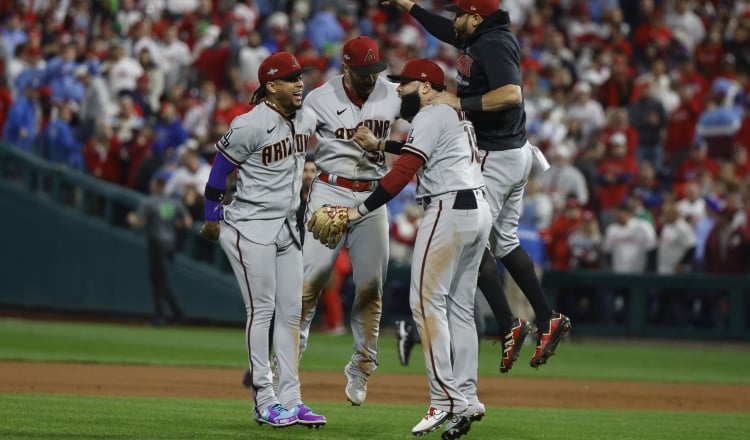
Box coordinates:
[411,6,527,151]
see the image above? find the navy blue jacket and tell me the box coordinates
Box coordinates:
[411,6,526,150]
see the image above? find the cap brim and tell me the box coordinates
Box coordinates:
[386,74,418,83]
[277,66,315,81]
[347,60,387,75]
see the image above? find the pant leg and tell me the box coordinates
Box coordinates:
[345,205,389,374]
[219,224,278,414]
[274,224,304,409]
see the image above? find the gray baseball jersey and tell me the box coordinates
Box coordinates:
[404,104,490,414]
[299,75,401,388]
[215,101,315,414]
[304,75,400,179]
[217,102,316,245]
[402,105,485,198]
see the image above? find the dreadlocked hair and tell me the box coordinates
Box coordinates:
[250,84,267,105]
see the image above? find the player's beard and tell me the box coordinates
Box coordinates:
[399,89,421,121]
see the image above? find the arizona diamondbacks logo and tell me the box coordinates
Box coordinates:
[364,49,375,63]
[457,52,473,77]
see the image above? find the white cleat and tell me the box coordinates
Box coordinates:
[411,406,449,436]
[344,363,368,406]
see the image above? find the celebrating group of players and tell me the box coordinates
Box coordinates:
[198,1,572,439]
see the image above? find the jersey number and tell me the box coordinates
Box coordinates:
[463,122,480,163]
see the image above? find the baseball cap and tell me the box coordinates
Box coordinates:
[342,36,387,75]
[386,58,445,89]
[445,0,499,17]
[257,52,313,84]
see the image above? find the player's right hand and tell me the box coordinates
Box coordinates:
[352,125,379,151]
[199,221,220,242]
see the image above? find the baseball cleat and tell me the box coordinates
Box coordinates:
[441,413,472,440]
[530,312,572,368]
[292,403,326,428]
[396,320,416,366]
[412,406,449,436]
[498,318,531,374]
[465,402,485,422]
[344,363,368,406]
[255,403,298,428]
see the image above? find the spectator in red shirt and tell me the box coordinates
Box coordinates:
[600,107,638,155]
[694,26,724,79]
[547,196,584,270]
[674,139,719,185]
[704,206,750,274]
[213,89,247,127]
[594,133,638,224]
[599,55,635,108]
[83,128,123,184]
[664,83,702,167]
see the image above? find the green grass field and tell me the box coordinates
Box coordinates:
[1,318,749,439]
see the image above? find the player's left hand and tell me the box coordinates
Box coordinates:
[199,221,220,242]
[307,205,351,249]
[352,126,379,151]
[428,91,460,110]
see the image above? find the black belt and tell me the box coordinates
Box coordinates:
[418,189,480,210]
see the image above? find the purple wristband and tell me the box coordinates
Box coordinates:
[205,198,224,221]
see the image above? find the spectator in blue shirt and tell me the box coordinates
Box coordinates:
[40,103,84,170]
[2,83,38,151]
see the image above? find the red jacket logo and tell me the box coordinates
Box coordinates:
[457,52,473,77]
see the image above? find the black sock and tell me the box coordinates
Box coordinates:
[500,246,554,323]
[477,248,514,334]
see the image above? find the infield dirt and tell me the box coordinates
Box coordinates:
[1,361,748,413]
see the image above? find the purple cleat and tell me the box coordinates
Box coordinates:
[292,403,327,428]
[255,403,298,428]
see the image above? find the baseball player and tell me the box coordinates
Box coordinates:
[308,58,489,440]
[386,0,572,372]
[198,52,325,428]
[299,36,401,406]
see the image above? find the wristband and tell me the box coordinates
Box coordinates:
[356,204,370,217]
[205,198,224,221]
[204,184,225,202]
[460,95,482,112]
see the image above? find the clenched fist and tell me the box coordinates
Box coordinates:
[200,221,220,242]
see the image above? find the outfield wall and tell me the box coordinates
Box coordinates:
[1,143,748,339]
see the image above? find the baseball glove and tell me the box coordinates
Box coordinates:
[307,205,350,249]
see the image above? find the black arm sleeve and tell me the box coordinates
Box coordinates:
[384,140,405,155]
[363,185,394,213]
[411,5,461,47]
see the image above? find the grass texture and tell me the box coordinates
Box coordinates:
[1,394,747,440]
[2,318,749,439]
[1,317,749,384]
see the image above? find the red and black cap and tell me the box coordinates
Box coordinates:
[386,58,445,89]
[258,52,313,84]
[445,0,499,17]
[342,36,387,75]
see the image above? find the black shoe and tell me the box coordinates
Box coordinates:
[441,414,472,440]
[396,320,415,366]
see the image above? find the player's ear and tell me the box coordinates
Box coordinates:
[266,81,276,95]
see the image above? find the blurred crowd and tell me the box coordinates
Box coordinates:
[1,0,749,295]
